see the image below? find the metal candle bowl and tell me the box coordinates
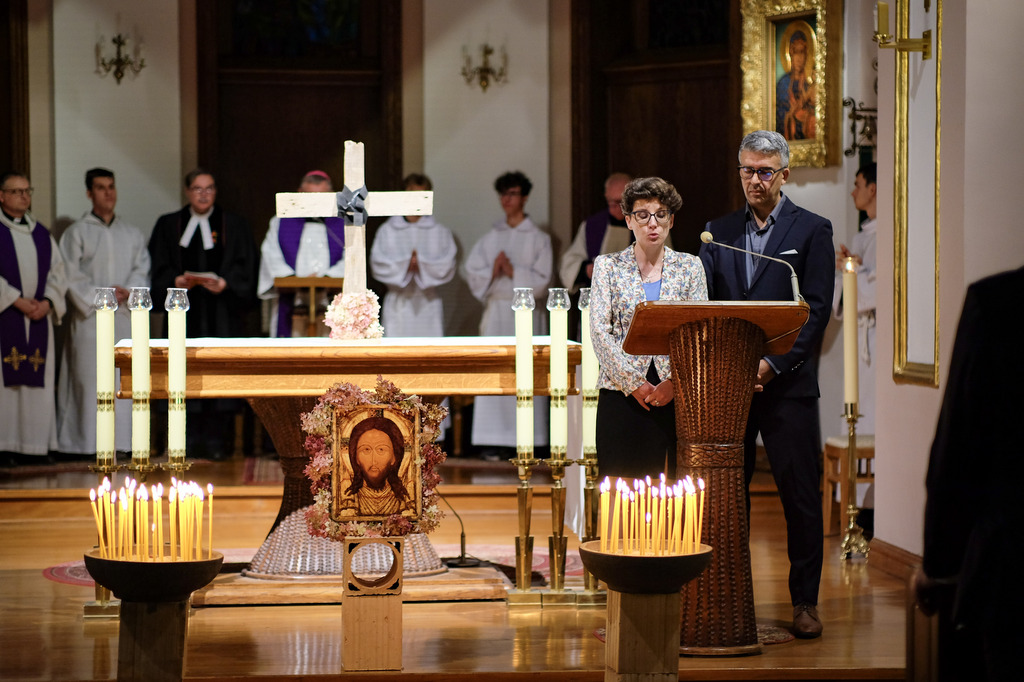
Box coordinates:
[84,549,223,602]
[577,540,713,594]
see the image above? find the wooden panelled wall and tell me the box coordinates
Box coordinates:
[196,0,402,251]
[572,0,744,256]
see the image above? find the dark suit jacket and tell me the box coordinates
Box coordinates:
[924,266,1024,629]
[698,196,835,398]
[148,205,257,338]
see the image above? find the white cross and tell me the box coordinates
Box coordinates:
[275,140,434,295]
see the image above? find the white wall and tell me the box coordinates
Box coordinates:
[52,0,182,237]
[874,0,1024,553]
[422,1,551,261]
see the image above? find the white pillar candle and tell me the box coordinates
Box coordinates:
[512,288,535,457]
[842,259,859,405]
[128,288,153,466]
[165,288,190,465]
[94,289,118,467]
[546,288,569,456]
[578,288,598,458]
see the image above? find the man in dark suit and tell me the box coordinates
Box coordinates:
[914,266,1024,680]
[698,130,835,638]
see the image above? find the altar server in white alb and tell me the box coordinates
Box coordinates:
[465,171,551,454]
[370,173,457,337]
[258,170,346,337]
[57,168,151,456]
[0,171,67,459]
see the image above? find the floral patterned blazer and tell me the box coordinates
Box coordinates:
[590,245,708,394]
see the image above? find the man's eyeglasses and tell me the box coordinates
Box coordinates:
[188,186,216,195]
[1,187,33,197]
[500,189,523,198]
[738,166,786,182]
[627,209,672,224]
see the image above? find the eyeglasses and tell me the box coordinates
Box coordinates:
[188,186,216,195]
[1,187,33,197]
[738,166,786,182]
[627,209,672,224]
[500,190,523,198]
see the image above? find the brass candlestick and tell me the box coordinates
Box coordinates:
[839,403,870,560]
[84,470,121,618]
[576,449,601,594]
[543,449,573,603]
[508,449,542,604]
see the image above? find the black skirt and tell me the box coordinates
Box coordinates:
[595,378,676,481]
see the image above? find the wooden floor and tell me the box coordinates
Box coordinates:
[0,456,906,681]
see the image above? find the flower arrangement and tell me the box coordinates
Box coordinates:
[323,290,384,340]
[301,377,448,540]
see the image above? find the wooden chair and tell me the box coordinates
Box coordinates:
[822,434,875,536]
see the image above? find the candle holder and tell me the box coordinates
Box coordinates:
[127,288,155,478]
[579,541,712,680]
[162,288,192,473]
[509,288,541,604]
[839,404,870,560]
[84,549,223,681]
[543,288,573,602]
[574,287,603,600]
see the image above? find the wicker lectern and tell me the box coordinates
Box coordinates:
[622,300,809,656]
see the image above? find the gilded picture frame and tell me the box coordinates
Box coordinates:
[740,0,843,167]
[331,405,422,523]
[893,0,941,387]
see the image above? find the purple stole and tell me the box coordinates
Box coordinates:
[0,222,51,387]
[584,210,610,262]
[276,217,345,337]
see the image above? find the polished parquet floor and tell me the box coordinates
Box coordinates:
[0,455,906,681]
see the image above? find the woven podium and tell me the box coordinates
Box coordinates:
[623,300,809,656]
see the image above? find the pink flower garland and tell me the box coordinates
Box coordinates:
[301,377,448,540]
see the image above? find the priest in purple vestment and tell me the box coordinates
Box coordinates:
[257,170,345,337]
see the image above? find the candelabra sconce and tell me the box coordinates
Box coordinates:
[96,33,146,84]
[839,403,870,561]
[873,2,931,59]
[461,43,507,92]
[843,98,878,158]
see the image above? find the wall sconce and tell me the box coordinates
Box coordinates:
[96,33,146,84]
[842,98,878,157]
[874,1,931,60]
[461,43,507,92]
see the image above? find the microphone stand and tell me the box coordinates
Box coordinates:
[701,232,803,302]
[438,491,480,568]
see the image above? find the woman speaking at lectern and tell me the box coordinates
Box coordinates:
[589,177,708,479]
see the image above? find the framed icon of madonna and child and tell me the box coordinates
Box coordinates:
[740,0,842,167]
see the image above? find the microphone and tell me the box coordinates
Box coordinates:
[700,230,803,302]
[438,491,481,568]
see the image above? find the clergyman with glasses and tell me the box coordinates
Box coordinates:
[148,168,257,460]
[589,177,707,480]
[0,171,68,464]
[698,130,834,640]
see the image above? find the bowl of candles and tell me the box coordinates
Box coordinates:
[84,550,223,603]
[578,540,712,594]
[83,476,221,602]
